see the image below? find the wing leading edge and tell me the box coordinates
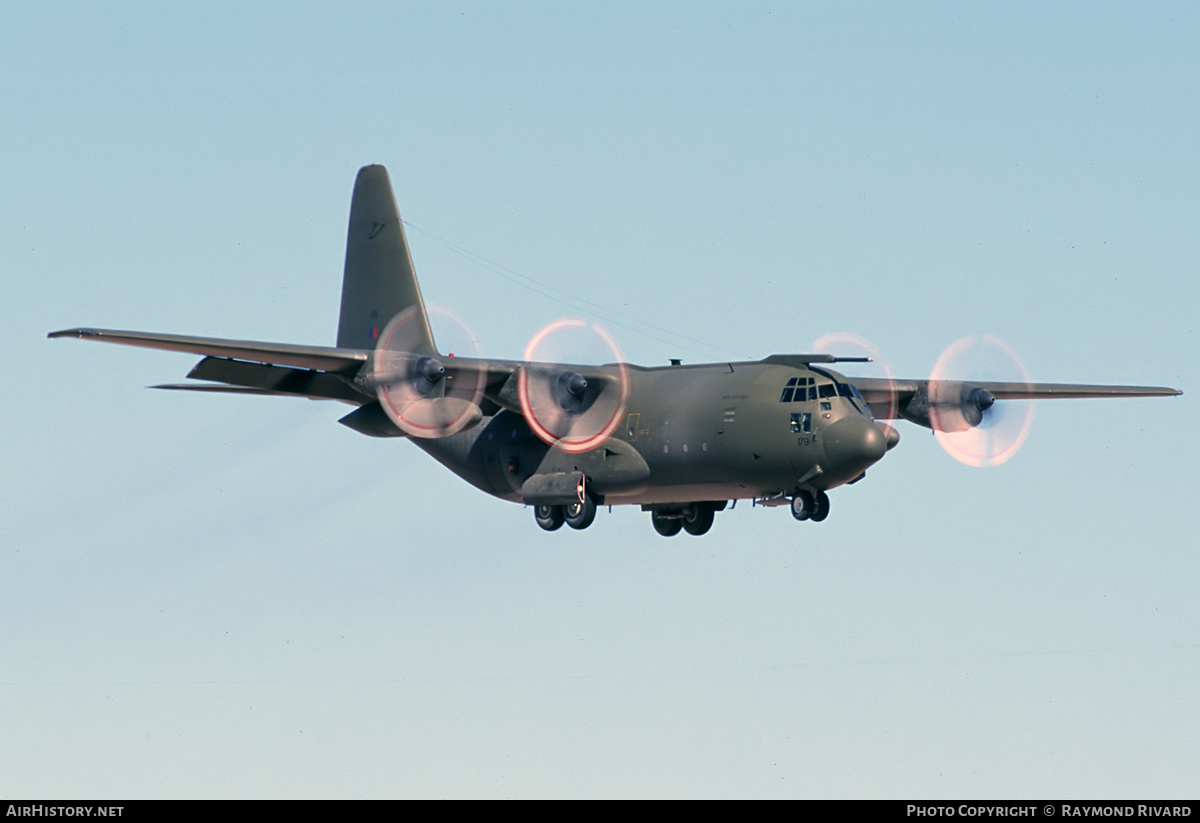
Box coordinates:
[48,327,373,403]
[851,376,1181,420]
[48,327,369,373]
[46,326,522,417]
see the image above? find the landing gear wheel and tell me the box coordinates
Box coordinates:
[811,490,830,522]
[682,503,715,536]
[791,491,814,521]
[564,496,597,530]
[535,504,564,531]
[651,511,682,537]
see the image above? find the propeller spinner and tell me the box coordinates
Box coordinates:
[372,307,485,437]
[928,333,1035,467]
[517,318,630,453]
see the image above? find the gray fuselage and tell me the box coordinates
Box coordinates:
[413,361,889,508]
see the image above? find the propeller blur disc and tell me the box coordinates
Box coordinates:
[518,318,630,453]
[810,332,898,420]
[929,334,1035,467]
[372,306,485,438]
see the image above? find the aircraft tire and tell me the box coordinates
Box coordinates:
[535,504,565,531]
[682,503,715,536]
[791,491,814,521]
[564,496,597,530]
[651,511,682,537]
[811,490,830,522]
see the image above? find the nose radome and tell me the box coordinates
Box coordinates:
[824,415,888,475]
[878,422,901,451]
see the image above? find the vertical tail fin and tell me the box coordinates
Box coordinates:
[336,165,437,354]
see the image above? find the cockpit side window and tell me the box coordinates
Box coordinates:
[836,382,867,415]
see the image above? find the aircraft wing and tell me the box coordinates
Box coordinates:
[48,327,369,372]
[851,376,1181,420]
[47,327,523,412]
[49,327,373,403]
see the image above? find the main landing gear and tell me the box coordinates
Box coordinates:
[535,499,724,536]
[649,502,719,537]
[534,504,565,531]
[534,495,597,531]
[790,489,830,522]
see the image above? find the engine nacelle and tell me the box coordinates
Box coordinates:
[900,381,995,433]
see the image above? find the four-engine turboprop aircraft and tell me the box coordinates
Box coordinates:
[50,165,1182,536]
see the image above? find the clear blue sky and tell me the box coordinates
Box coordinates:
[2,2,1196,798]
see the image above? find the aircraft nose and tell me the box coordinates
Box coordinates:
[823,415,888,476]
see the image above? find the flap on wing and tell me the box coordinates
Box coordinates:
[151,384,289,396]
[176,357,368,402]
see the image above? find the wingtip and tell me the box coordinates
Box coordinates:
[49,328,108,340]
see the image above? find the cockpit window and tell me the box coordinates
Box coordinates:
[803,366,869,416]
[780,376,817,403]
[780,377,797,403]
[782,372,871,415]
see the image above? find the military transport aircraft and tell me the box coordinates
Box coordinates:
[50,165,1181,536]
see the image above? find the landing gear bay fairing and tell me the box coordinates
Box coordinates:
[50,166,1181,537]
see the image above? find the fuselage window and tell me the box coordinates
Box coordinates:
[818,383,836,399]
[790,412,812,433]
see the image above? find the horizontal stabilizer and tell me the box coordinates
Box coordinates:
[338,402,409,437]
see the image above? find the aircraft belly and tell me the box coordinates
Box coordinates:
[412,411,654,505]
[603,484,772,506]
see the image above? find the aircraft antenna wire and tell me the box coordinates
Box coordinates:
[403,221,752,360]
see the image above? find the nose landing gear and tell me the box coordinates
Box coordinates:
[790,490,830,522]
